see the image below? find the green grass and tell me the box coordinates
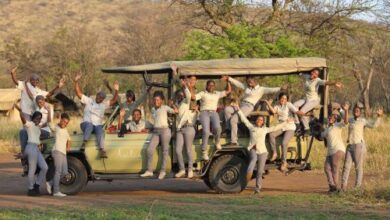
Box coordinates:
[0,193,389,219]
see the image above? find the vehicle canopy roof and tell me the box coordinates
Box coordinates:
[102,57,327,76]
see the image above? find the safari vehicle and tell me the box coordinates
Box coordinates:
[39,58,329,195]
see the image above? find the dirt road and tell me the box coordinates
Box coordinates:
[0,153,359,209]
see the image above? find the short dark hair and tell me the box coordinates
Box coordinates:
[31,111,43,121]
[126,90,135,102]
[153,90,165,100]
[206,80,215,86]
[35,95,45,103]
[311,68,321,74]
[60,113,70,120]
[278,92,289,100]
[132,109,142,115]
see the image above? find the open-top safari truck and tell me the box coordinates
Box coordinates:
[39,57,329,195]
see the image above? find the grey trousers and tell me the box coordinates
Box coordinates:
[269,129,295,161]
[147,128,171,172]
[324,150,345,189]
[24,143,48,190]
[19,128,50,153]
[176,126,195,171]
[80,122,105,149]
[294,99,320,130]
[51,150,68,194]
[224,102,254,143]
[341,144,366,188]
[247,149,268,192]
[199,111,222,151]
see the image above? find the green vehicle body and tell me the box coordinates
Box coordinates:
[38,58,329,195]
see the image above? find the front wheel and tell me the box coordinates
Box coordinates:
[59,157,88,195]
[208,154,248,193]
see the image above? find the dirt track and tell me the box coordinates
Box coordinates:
[0,153,362,209]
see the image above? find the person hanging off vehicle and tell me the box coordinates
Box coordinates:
[223,75,286,146]
[294,68,343,136]
[191,78,231,160]
[73,73,119,158]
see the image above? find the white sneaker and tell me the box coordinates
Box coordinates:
[187,170,194,178]
[53,192,67,197]
[175,170,186,178]
[140,171,154,177]
[46,182,52,195]
[202,151,209,160]
[216,143,222,150]
[158,172,166,180]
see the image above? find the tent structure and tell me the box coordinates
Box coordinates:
[0,89,21,121]
[102,57,327,76]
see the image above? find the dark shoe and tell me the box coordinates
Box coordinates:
[80,142,86,152]
[328,185,338,193]
[118,133,124,138]
[303,129,311,137]
[99,149,108,159]
[27,189,39,197]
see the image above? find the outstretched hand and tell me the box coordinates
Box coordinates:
[342,102,350,111]
[58,78,65,88]
[335,82,343,88]
[10,66,18,75]
[119,108,126,117]
[74,72,82,82]
[221,75,229,81]
[113,80,119,91]
[168,99,174,107]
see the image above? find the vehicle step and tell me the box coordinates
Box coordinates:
[93,173,202,180]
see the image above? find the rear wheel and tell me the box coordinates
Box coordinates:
[208,154,248,193]
[60,157,88,195]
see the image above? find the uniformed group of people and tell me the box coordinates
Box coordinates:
[11,65,383,196]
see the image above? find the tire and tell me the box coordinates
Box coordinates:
[203,177,214,190]
[208,154,248,193]
[60,157,88,195]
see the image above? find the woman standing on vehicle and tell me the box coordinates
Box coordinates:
[233,104,286,194]
[321,103,349,193]
[174,80,197,178]
[341,106,383,190]
[264,93,304,171]
[192,78,231,160]
[20,111,48,196]
[141,91,178,179]
[294,68,342,135]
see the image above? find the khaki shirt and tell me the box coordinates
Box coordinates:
[348,117,381,145]
[152,105,175,128]
[274,102,298,131]
[321,122,346,156]
[17,81,48,115]
[50,124,71,155]
[238,110,285,154]
[228,77,280,105]
[24,121,41,145]
[176,88,197,129]
[303,75,326,101]
[81,95,110,126]
[195,90,226,111]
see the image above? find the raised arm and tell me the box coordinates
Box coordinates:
[262,86,281,95]
[263,100,276,114]
[118,108,125,130]
[366,107,384,128]
[133,86,151,107]
[341,102,350,125]
[236,107,254,130]
[224,81,232,95]
[109,81,119,106]
[46,78,65,98]
[74,74,83,99]
[168,100,179,114]
[10,66,18,86]
[267,121,288,133]
[226,76,246,90]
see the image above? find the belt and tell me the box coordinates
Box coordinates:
[201,110,216,113]
[241,100,255,106]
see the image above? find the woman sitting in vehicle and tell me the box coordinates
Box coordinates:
[118,108,153,134]
[173,80,197,178]
[141,91,178,179]
[320,103,349,193]
[294,68,342,135]
[192,78,231,160]
[74,73,119,158]
[232,104,287,195]
[264,93,304,172]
